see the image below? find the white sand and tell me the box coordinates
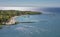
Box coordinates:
[6,16,19,25]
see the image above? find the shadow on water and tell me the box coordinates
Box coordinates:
[0,25,3,29]
[0,27,2,29]
[18,21,36,23]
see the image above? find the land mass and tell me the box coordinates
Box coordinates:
[0,10,42,25]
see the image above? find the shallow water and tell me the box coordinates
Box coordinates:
[0,12,60,37]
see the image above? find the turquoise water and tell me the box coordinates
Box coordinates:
[0,13,60,37]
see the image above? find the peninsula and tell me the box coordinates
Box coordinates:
[0,10,42,25]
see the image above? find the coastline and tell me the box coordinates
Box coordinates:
[5,16,19,25]
[0,10,42,25]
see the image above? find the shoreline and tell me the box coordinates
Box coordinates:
[5,16,19,25]
[0,10,42,25]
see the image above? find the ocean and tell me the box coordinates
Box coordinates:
[0,7,60,37]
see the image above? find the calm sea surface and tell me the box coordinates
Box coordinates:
[0,8,60,37]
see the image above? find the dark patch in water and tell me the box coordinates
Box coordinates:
[41,7,60,13]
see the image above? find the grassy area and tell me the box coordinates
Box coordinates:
[0,10,42,25]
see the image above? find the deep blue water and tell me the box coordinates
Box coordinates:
[41,7,60,13]
[0,8,60,37]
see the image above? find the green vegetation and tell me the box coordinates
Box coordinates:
[0,10,42,25]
